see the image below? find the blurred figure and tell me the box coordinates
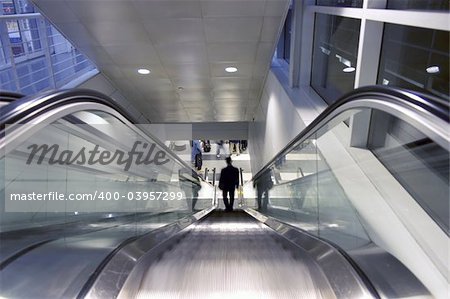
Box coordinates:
[179,168,202,211]
[218,157,239,212]
[216,140,225,158]
[254,168,273,212]
[229,140,240,155]
[239,140,248,152]
[192,139,202,170]
[202,140,211,152]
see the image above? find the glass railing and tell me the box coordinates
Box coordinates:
[0,89,215,267]
[247,86,449,298]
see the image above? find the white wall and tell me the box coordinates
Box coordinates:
[76,73,151,124]
[248,67,327,175]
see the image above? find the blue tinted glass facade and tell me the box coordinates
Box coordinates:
[0,0,96,95]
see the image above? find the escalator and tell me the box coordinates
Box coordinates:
[0,89,216,299]
[248,86,449,298]
[0,91,23,107]
[0,86,448,299]
[118,211,344,299]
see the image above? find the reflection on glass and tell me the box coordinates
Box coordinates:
[283,7,292,63]
[253,128,371,250]
[387,0,449,10]
[273,3,292,64]
[378,23,449,101]
[253,168,273,211]
[368,110,449,233]
[1,109,215,267]
[251,104,448,253]
[311,14,361,105]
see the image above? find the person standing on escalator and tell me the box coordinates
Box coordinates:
[218,157,240,212]
[191,139,202,170]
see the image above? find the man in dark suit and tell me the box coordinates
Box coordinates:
[218,157,240,211]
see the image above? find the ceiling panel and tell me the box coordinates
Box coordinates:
[81,46,115,65]
[182,100,213,108]
[256,42,276,62]
[156,42,208,64]
[143,19,205,45]
[171,77,211,90]
[261,17,284,42]
[250,78,265,91]
[104,44,161,65]
[187,107,214,114]
[101,64,125,79]
[265,0,290,17]
[52,22,98,47]
[201,0,266,17]
[252,63,270,77]
[67,1,138,23]
[164,63,210,78]
[213,98,247,103]
[133,79,175,93]
[36,0,78,23]
[133,0,202,19]
[33,0,290,122]
[213,90,249,99]
[211,78,251,90]
[207,42,258,63]
[204,17,263,42]
[178,90,212,101]
[86,21,151,46]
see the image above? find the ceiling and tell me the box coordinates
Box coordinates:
[32,0,289,122]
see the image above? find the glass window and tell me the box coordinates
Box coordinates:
[283,8,292,63]
[1,0,16,15]
[316,0,363,8]
[0,39,6,65]
[368,110,449,234]
[0,1,96,95]
[378,24,449,101]
[311,14,361,105]
[15,0,34,13]
[387,0,449,10]
[0,0,34,14]
[273,3,292,65]
[6,20,24,57]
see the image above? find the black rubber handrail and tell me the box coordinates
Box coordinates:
[0,89,135,128]
[0,90,24,102]
[252,85,449,182]
[0,88,208,185]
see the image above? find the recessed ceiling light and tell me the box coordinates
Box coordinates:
[426,66,440,74]
[225,67,238,73]
[137,68,150,75]
[343,67,355,73]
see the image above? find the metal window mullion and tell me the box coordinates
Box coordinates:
[0,13,41,20]
[354,19,384,88]
[37,17,56,89]
[289,0,302,88]
[0,19,21,91]
[308,5,448,31]
[298,0,316,87]
[0,16,10,67]
[354,0,386,88]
